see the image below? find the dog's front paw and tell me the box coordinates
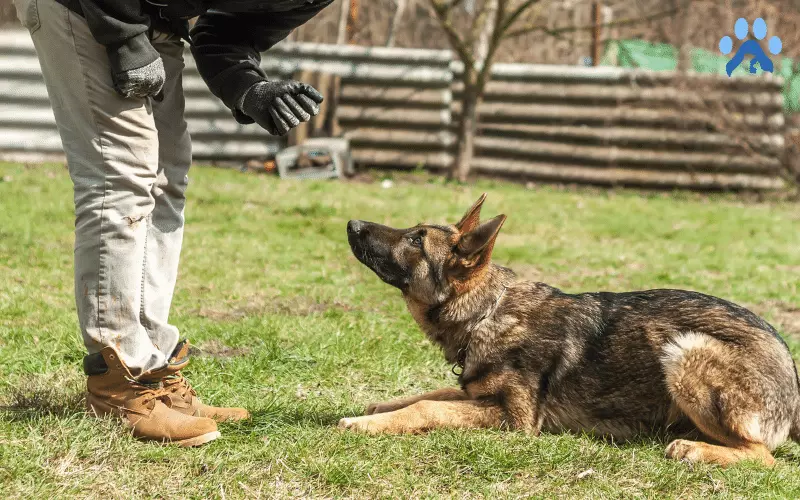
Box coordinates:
[665,439,702,464]
[338,416,379,434]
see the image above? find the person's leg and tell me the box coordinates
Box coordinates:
[136,33,249,422]
[141,32,191,358]
[23,0,167,376]
[16,0,220,445]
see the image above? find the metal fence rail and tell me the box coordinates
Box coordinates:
[0,30,786,189]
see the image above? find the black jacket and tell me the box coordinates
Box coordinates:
[54,0,333,119]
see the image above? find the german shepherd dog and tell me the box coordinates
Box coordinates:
[339,194,800,466]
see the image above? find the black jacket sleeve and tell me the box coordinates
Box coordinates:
[190,1,334,121]
[76,0,159,73]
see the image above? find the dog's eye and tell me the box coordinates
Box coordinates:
[410,236,423,247]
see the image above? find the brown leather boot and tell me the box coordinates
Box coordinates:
[84,346,221,447]
[143,340,250,422]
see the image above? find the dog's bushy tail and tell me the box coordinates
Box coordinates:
[792,398,800,442]
[792,365,800,442]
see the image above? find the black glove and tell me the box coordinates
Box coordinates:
[238,80,324,136]
[106,34,165,100]
[111,57,166,99]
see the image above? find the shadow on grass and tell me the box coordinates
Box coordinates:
[605,426,800,466]
[215,402,347,438]
[0,383,85,422]
[238,406,342,429]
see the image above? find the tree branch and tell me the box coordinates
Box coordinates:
[503,3,683,41]
[428,0,475,67]
[500,0,543,34]
[476,0,509,92]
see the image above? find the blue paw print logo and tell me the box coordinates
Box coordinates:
[719,18,782,77]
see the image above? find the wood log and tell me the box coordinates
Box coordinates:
[473,136,780,174]
[452,81,783,111]
[470,157,784,190]
[477,123,784,155]
[451,102,785,131]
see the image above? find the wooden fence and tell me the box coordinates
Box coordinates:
[452,63,785,189]
[0,30,786,189]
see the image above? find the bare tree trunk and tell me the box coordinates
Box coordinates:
[590,1,601,66]
[337,0,349,44]
[386,0,407,47]
[475,0,498,64]
[452,71,480,183]
[676,1,692,73]
[347,0,360,44]
[448,0,498,182]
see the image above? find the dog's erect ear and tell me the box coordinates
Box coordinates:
[456,214,506,265]
[455,193,487,233]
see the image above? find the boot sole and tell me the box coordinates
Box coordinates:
[171,431,221,447]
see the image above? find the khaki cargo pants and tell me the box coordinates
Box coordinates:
[14,0,191,375]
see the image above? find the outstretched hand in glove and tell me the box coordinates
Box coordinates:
[238,80,324,136]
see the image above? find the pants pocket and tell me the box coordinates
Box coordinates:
[13,0,41,34]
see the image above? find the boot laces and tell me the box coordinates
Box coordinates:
[126,377,171,407]
[162,372,197,400]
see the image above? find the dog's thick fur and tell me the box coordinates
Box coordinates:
[339,194,800,466]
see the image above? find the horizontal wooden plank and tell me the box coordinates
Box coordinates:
[191,140,281,159]
[453,61,784,90]
[453,82,783,111]
[350,150,784,190]
[0,126,282,160]
[0,55,47,78]
[186,118,274,138]
[268,42,453,65]
[351,149,453,169]
[473,136,780,174]
[477,123,784,154]
[470,157,784,190]
[338,106,452,128]
[0,127,63,152]
[183,60,453,85]
[339,85,451,107]
[345,128,454,148]
[453,102,785,131]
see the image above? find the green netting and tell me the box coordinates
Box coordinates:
[601,39,800,112]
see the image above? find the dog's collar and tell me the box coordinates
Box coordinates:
[451,285,508,376]
[452,346,468,376]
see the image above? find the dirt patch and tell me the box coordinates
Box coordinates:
[512,264,549,283]
[751,301,800,339]
[196,293,356,322]
[511,263,637,292]
[194,339,251,359]
[346,171,378,184]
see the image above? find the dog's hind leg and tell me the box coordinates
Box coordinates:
[339,400,503,434]
[661,332,782,467]
[365,388,468,415]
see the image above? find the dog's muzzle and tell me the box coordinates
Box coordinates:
[346,219,408,290]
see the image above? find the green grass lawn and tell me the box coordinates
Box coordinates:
[2,162,800,498]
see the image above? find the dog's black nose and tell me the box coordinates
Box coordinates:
[347,220,364,235]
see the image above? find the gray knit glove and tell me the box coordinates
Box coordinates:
[238,80,324,136]
[111,57,166,100]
